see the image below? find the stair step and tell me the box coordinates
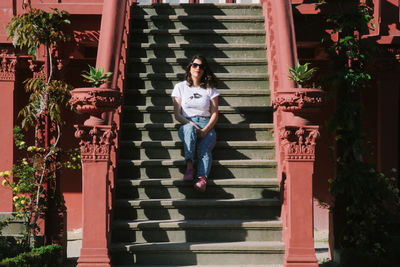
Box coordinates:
[130,29,266,44]
[112,219,282,243]
[114,198,281,220]
[115,265,283,267]
[110,241,284,265]
[131,3,263,16]
[130,43,267,59]
[115,178,280,199]
[119,140,275,160]
[117,159,277,179]
[124,88,271,107]
[120,123,274,141]
[131,15,265,30]
[128,58,268,73]
[123,105,272,124]
[126,72,268,90]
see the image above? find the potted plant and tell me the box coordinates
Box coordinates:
[81,65,112,88]
[69,65,120,126]
[288,61,318,88]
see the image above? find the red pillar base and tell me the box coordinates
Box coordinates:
[77,248,110,267]
[285,247,318,267]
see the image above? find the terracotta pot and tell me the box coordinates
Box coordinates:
[69,87,121,126]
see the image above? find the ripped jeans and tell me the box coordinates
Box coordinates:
[178,116,217,178]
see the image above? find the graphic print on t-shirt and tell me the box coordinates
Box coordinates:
[187,93,203,102]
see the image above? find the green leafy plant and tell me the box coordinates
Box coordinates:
[4,6,76,252]
[317,1,400,266]
[0,244,62,267]
[81,65,113,87]
[0,128,80,247]
[7,8,70,60]
[288,61,318,88]
[7,6,73,131]
[0,127,81,248]
[18,77,73,131]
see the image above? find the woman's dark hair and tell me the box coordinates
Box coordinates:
[185,55,218,89]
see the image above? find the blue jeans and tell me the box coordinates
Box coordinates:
[178,116,217,178]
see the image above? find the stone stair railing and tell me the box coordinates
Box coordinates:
[69,0,129,266]
[261,0,324,266]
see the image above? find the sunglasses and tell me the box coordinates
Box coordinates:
[190,63,204,69]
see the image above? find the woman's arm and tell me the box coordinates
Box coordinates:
[172,97,201,130]
[199,96,219,138]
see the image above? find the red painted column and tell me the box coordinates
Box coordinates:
[280,125,319,267]
[75,125,116,267]
[0,53,18,212]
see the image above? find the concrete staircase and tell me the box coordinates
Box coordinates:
[111,3,283,266]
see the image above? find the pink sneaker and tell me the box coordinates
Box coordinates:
[194,176,207,192]
[183,167,195,181]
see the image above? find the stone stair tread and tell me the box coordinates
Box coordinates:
[113,219,282,229]
[133,3,262,7]
[117,178,278,186]
[132,29,265,35]
[118,159,277,166]
[133,3,262,8]
[122,122,273,129]
[115,198,281,208]
[111,240,285,252]
[127,73,268,79]
[129,58,267,64]
[124,105,271,112]
[117,264,281,267]
[125,89,270,94]
[130,43,266,49]
[132,14,265,20]
[120,140,274,147]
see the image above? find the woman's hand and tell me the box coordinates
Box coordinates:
[197,128,208,138]
[197,96,219,138]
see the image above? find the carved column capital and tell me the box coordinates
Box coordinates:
[280,125,320,161]
[0,53,18,82]
[74,123,117,162]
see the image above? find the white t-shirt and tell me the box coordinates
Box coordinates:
[171,81,220,118]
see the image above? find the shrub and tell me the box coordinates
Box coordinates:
[0,245,62,267]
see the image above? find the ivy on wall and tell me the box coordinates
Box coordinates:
[317,0,400,266]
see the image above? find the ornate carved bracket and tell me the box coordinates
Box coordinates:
[28,59,45,79]
[74,124,116,162]
[280,125,320,161]
[0,53,17,81]
[272,88,324,112]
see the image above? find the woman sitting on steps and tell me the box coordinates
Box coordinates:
[171,55,219,192]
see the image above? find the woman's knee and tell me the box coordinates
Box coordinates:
[179,123,197,139]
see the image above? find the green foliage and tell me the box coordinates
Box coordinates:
[0,237,28,262]
[4,7,77,252]
[0,244,62,267]
[288,61,318,88]
[81,65,113,87]
[317,1,400,266]
[7,8,70,59]
[0,127,81,247]
[18,77,73,130]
